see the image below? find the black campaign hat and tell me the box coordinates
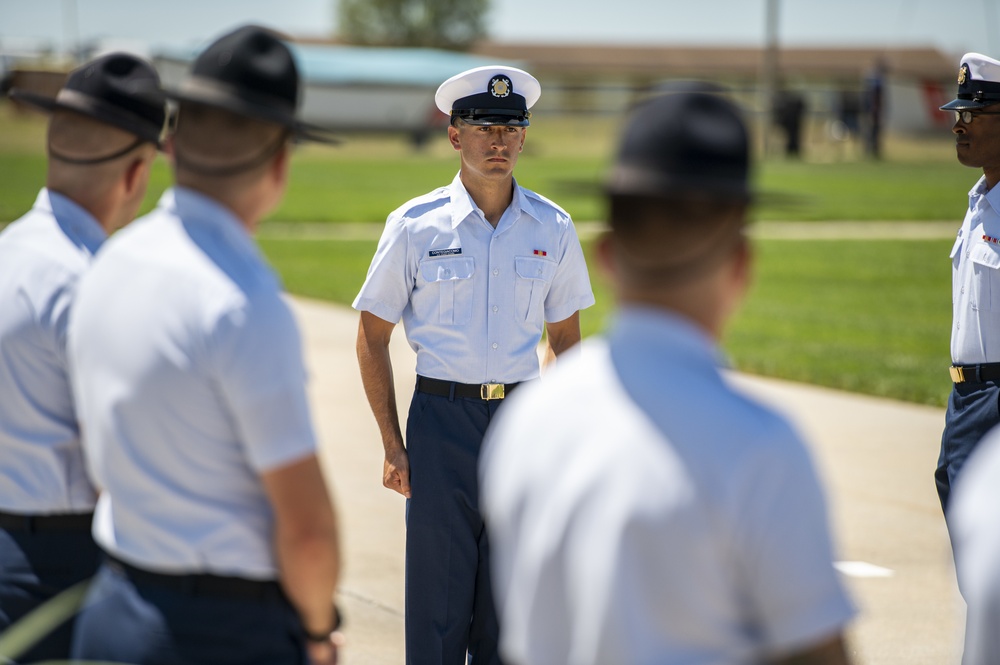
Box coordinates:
[9,52,167,146]
[940,52,1000,111]
[607,90,751,201]
[170,25,334,143]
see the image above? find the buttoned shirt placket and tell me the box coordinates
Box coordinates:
[484,203,521,384]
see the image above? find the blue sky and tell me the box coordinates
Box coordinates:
[0,0,995,59]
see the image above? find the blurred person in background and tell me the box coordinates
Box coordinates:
[862,58,887,159]
[0,52,165,662]
[354,65,595,664]
[480,90,856,665]
[67,26,342,665]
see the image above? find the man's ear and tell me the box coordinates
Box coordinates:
[595,230,616,279]
[730,234,753,294]
[123,150,151,196]
[271,141,291,188]
[448,124,461,151]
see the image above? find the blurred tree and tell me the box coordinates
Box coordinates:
[338,0,488,50]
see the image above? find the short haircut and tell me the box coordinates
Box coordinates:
[608,193,748,285]
[172,101,288,179]
[48,109,148,164]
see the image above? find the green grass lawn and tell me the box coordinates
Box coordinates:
[259,236,954,408]
[0,104,976,224]
[1,104,960,406]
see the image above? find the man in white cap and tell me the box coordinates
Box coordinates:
[0,52,165,662]
[354,65,594,664]
[936,53,1000,522]
[68,25,342,664]
[940,52,1000,665]
[480,90,855,665]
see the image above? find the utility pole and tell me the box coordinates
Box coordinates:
[985,0,998,56]
[760,0,780,156]
[63,0,79,63]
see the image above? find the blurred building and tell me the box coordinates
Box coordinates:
[469,42,956,134]
[4,40,956,138]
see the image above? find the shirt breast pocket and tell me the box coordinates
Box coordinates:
[950,234,963,269]
[970,242,1000,310]
[514,256,556,322]
[419,257,475,325]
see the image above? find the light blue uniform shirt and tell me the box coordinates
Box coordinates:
[0,189,104,514]
[353,173,595,384]
[951,175,1000,364]
[68,188,318,578]
[482,307,855,664]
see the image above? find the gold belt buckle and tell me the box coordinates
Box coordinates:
[480,383,505,400]
[950,366,966,383]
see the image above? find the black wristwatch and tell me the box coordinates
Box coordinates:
[305,604,343,643]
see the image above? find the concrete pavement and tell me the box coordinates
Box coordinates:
[292,296,963,664]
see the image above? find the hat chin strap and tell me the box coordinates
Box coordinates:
[48,137,146,165]
[173,131,288,178]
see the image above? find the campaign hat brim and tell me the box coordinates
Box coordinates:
[9,85,166,147]
[168,77,339,144]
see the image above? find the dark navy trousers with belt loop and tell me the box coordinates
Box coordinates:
[405,381,507,665]
[938,379,1000,514]
[0,519,99,663]
[71,559,308,664]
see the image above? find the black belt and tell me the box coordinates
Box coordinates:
[0,511,93,532]
[106,555,285,603]
[416,376,521,401]
[950,363,1000,384]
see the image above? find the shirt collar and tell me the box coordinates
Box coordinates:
[160,187,264,264]
[609,305,728,370]
[448,172,541,230]
[979,176,1000,213]
[35,188,107,256]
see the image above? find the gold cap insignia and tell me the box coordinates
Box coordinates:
[489,75,511,98]
[959,64,969,85]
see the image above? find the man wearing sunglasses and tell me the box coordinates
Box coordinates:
[940,52,1000,663]
[937,52,1000,522]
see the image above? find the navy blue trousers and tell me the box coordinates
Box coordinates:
[405,387,506,665]
[71,561,308,665]
[0,524,99,663]
[938,380,1000,514]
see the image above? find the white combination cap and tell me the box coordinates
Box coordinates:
[435,65,540,126]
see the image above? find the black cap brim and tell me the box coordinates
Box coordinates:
[939,97,1000,112]
[605,164,751,201]
[168,78,340,145]
[9,87,166,147]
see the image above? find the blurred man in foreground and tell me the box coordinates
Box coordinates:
[68,26,342,664]
[480,90,856,665]
[0,52,165,661]
[950,424,1000,664]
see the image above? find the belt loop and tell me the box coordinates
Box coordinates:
[977,364,983,383]
[448,382,456,402]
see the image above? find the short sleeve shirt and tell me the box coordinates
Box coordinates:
[68,187,318,578]
[353,173,595,384]
[481,308,855,664]
[0,189,104,514]
[950,175,1000,363]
